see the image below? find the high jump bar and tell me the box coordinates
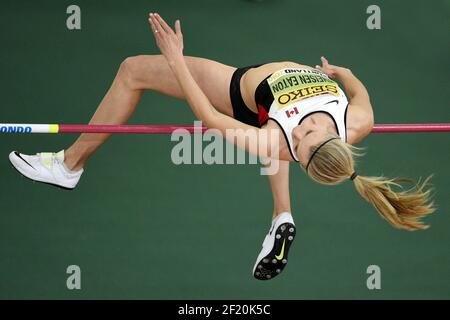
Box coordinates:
[1,123,450,134]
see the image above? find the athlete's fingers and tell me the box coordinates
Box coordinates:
[154,13,174,34]
[148,17,159,38]
[175,20,183,48]
[148,14,157,32]
[321,56,329,67]
[150,13,165,37]
[149,13,158,32]
[175,19,182,37]
[148,15,163,44]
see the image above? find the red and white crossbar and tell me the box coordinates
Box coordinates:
[1,123,450,134]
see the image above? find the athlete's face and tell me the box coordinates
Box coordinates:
[291,117,336,167]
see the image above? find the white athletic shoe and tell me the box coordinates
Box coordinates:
[9,150,83,190]
[253,212,296,280]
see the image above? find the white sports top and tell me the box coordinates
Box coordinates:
[255,68,349,162]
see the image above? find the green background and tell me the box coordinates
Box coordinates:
[0,0,449,299]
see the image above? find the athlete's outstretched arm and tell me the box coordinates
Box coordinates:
[266,160,292,219]
[149,13,280,159]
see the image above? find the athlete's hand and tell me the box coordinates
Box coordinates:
[148,13,184,66]
[315,56,340,79]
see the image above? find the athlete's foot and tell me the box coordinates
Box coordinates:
[9,150,83,190]
[253,212,296,280]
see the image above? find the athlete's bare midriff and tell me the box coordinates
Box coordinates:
[240,61,315,113]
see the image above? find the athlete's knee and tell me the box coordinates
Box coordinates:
[118,55,148,89]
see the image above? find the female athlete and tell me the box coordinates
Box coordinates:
[9,13,435,280]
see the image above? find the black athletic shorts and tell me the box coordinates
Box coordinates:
[229,64,263,127]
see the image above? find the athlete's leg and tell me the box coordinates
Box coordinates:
[65,55,236,170]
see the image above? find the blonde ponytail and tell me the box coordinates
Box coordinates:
[305,135,436,231]
[352,175,435,231]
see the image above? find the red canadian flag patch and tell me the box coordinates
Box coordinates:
[285,107,299,118]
